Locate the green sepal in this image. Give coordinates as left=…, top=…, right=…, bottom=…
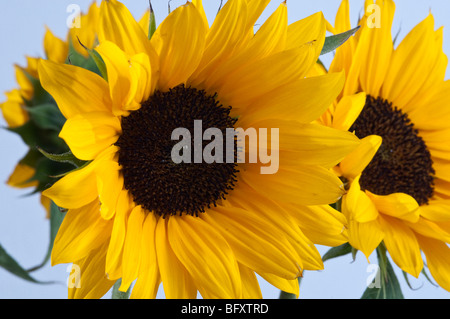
left=67, top=38, right=102, bottom=77
left=27, top=201, right=66, bottom=272
left=361, top=244, right=404, bottom=299
left=37, top=147, right=86, bottom=169
left=6, top=120, right=68, bottom=153
left=24, top=103, right=66, bottom=132
left=322, top=243, right=353, bottom=262
left=20, top=68, right=54, bottom=107
left=320, top=26, right=361, bottom=56
left=0, top=243, right=54, bottom=284
left=148, top=2, right=157, bottom=40
left=76, top=37, right=108, bottom=82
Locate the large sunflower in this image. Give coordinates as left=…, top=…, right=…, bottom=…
left=39, top=0, right=360, bottom=298
left=321, top=0, right=450, bottom=291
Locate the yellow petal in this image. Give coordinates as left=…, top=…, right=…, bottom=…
left=419, top=200, right=450, bottom=222
left=406, top=217, right=450, bottom=243
left=130, top=212, right=160, bottom=299
left=68, top=241, right=115, bottom=299
left=1, top=90, right=29, bottom=128
left=151, top=2, right=206, bottom=92
left=94, top=147, right=124, bottom=220
left=379, top=215, right=423, bottom=278
left=367, top=192, right=420, bottom=223
left=238, top=264, right=262, bottom=299
left=128, top=53, right=154, bottom=107
left=155, top=218, right=197, bottom=299
left=105, top=190, right=133, bottom=280
left=217, top=45, right=318, bottom=111
left=287, top=204, right=348, bottom=247
left=7, top=163, right=38, bottom=188
left=38, top=59, right=112, bottom=119
left=408, top=81, right=450, bottom=130
left=119, top=205, right=146, bottom=292
left=138, top=10, right=150, bottom=38
left=42, top=162, right=97, bottom=209
left=346, top=218, right=384, bottom=260
left=332, top=92, right=367, bottom=131
left=382, top=14, right=441, bottom=111
left=415, top=234, right=450, bottom=292
left=168, top=215, right=242, bottom=299
left=286, top=12, right=326, bottom=63
left=197, top=1, right=287, bottom=91
left=95, top=41, right=133, bottom=115
left=201, top=206, right=303, bottom=280
left=99, top=0, right=153, bottom=57
left=51, top=199, right=112, bottom=265
left=190, top=0, right=249, bottom=86
left=342, top=176, right=379, bottom=223
left=334, top=0, right=351, bottom=34
left=69, top=1, right=100, bottom=57
left=249, top=119, right=360, bottom=169
left=339, top=135, right=382, bottom=179
left=192, top=0, right=209, bottom=31
left=43, top=27, right=69, bottom=63
left=259, top=273, right=299, bottom=298
left=238, top=72, right=345, bottom=126
left=357, top=0, right=395, bottom=96
left=226, top=183, right=324, bottom=271
left=242, top=164, right=345, bottom=206
left=59, top=112, right=121, bottom=161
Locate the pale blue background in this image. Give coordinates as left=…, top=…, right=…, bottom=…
left=0, top=0, right=449, bottom=299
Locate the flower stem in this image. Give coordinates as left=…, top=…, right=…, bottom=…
left=111, top=279, right=131, bottom=299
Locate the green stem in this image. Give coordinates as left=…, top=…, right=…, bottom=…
left=111, top=279, right=131, bottom=299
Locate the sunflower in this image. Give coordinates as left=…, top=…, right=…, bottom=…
left=321, top=0, right=450, bottom=291
left=39, top=0, right=360, bottom=299
left=0, top=2, right=102, bottom=215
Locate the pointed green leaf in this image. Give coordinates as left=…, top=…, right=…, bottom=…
left=322, top=243, right=353, bottom=262
left=148, top=2, right=156, bottom=40
left=0, top=243, right=53, bottom=284
left=320, top=26, right=361, bottom=56
left=77, top=37, right=108, bottom=81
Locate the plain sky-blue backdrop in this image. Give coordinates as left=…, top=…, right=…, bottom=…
left=0, top=0, right=449, bottom=299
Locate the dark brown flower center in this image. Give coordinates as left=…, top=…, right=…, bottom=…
left=349, top=95, right=435, bottom=205
left=115, top=85, right=238, bottom=217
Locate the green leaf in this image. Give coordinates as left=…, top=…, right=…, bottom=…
left=0, top=243, right=53, bottom=284
left=25, top=103, right=66, bottom=131
left=361, top=245, right=404, bottom=299
left=322, top=243, right=353, bottom=262
left=28, top=202, right=66, bottom=272
left=320, top=26, right=361, bottom=56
